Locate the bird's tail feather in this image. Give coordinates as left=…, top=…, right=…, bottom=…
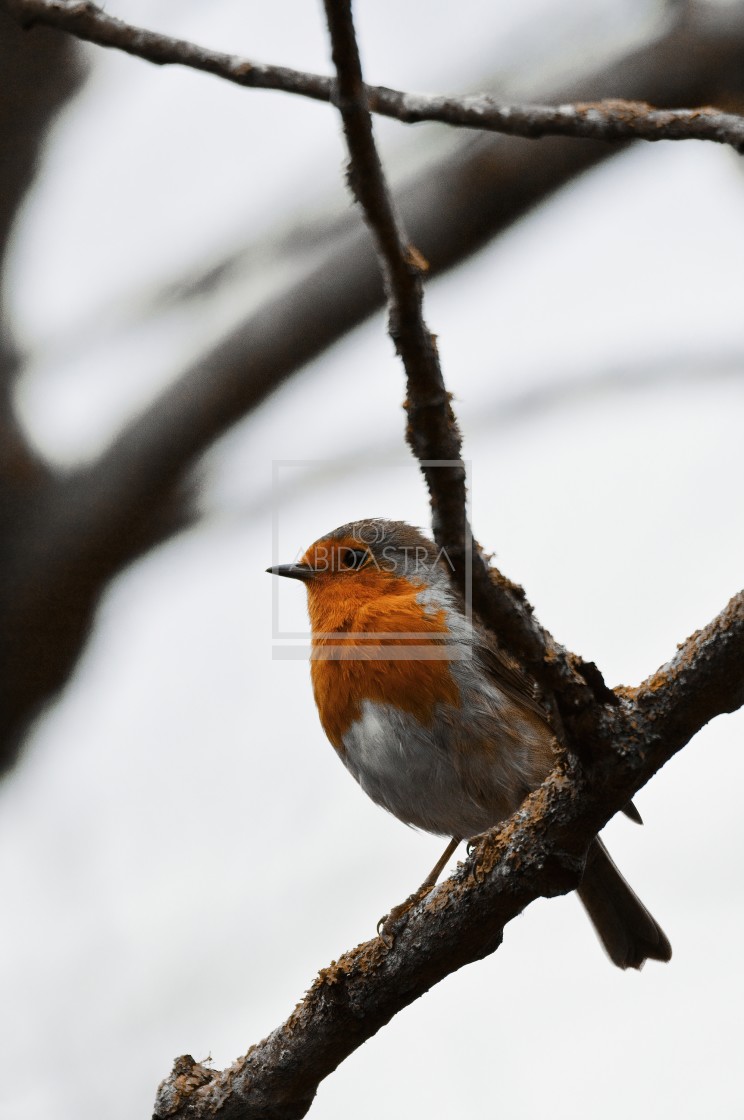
left=578, top=837, right=672, bottom=970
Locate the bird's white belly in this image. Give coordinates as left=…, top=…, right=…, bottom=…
left=340, top=698, right=511, bottom=839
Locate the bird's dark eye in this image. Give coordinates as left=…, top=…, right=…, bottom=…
left=339, top=548, right=368, bottom=571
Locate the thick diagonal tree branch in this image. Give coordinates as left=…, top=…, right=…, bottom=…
left=8, top=0, right=744, bottom=151
left=153, top=590, right=744, bottom=1120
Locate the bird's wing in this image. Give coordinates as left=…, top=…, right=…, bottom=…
left=474, top=628, right=552, bottom=726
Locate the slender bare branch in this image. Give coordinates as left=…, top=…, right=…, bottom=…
left=4, top=0, right=333, bottom=101
left=317, top=0, right=593, bottom=725
left=7, top=0, right=744, bottom=151
left=6, top=0, right=744, bottom=765
left=322, top=0, right=469, bottom=559
left=321, top=0, right=612, bottom=741
left=152, top=589, right=744, bottom=1120
left=377, top=95, right=744, bottom=152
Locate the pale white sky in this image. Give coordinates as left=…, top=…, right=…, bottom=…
left=1, top=2, right=743, bottom=1118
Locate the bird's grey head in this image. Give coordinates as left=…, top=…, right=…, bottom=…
left=312, top=518, right=455, bottom=587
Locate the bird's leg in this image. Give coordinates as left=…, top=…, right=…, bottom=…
left=421, top=836, right=461, bottom=888
left=378, top=837, right=460, bottom=947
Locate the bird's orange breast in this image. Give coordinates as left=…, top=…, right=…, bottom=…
left=306, top=569, right=461, bottom=752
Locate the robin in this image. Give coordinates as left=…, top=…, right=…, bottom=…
left=268, top=518, right=671, bottom=968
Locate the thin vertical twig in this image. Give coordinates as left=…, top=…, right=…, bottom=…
left=321, top=0, right=469, bottom=554
left=320, top=0, right=613, bottom=723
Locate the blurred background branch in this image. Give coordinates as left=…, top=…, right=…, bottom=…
left=0, top=7, right=82, bottom=492
left=1, top=0, right=744, bottom=772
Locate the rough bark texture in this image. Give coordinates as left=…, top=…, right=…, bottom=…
left=151, top=592, right=744, bottom=1120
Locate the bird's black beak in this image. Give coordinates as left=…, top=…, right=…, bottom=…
left=266, top=563, right=317, bottom=582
